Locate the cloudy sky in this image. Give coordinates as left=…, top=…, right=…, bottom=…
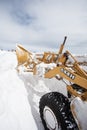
left=0, top=0, right=87, bottom=54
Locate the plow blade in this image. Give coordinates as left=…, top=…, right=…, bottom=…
left=16, top=44, right=32, bottom=67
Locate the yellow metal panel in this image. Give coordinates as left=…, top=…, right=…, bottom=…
left=44, top=66, right=87, bottom=89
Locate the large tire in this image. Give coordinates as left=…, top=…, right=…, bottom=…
left=39, top=92, right=78, bottom=130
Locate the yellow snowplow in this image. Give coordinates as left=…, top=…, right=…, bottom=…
left=16, top=44, right=38, bottom=72
left=16, top=37, right=87, bottom=130
left=16, top=44, right=58, bottom=73
left=16, top=45, right=32, bottom=68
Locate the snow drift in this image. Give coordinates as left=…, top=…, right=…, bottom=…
left=0, top=50, right=87, bottom=130
left=0, top=50, right=67, bottom=130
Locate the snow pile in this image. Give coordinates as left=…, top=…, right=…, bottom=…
left=0, top=50, right=87, bottom=130
left=0, top=50, right=67, bottom=130
left=0, top=51, right=37, bottom=130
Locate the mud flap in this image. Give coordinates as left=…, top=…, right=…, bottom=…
left=70, top=97, right=87, bottom=130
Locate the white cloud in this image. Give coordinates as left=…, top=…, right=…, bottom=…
left=0, top=0, right=87, bottom=54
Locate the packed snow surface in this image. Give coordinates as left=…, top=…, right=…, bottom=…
left=0, top=50, right=67, bottom=130
left=0, top=50, right=87, bottom=130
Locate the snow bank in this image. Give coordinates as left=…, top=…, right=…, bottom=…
left=0, top=51, right=37, bottom=130
left=0, top=50, right=87, bottom=130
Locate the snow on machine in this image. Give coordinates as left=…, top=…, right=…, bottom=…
left=16, top=37, right=87, bottom=130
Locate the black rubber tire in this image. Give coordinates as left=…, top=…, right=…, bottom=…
left=39, top=92, right=78, bottom=130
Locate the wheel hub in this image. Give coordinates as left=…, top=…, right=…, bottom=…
left=43, top=106, right=60, bottom=130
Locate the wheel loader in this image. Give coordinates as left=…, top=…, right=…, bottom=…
left=16, top=37, right=87, bottom=130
